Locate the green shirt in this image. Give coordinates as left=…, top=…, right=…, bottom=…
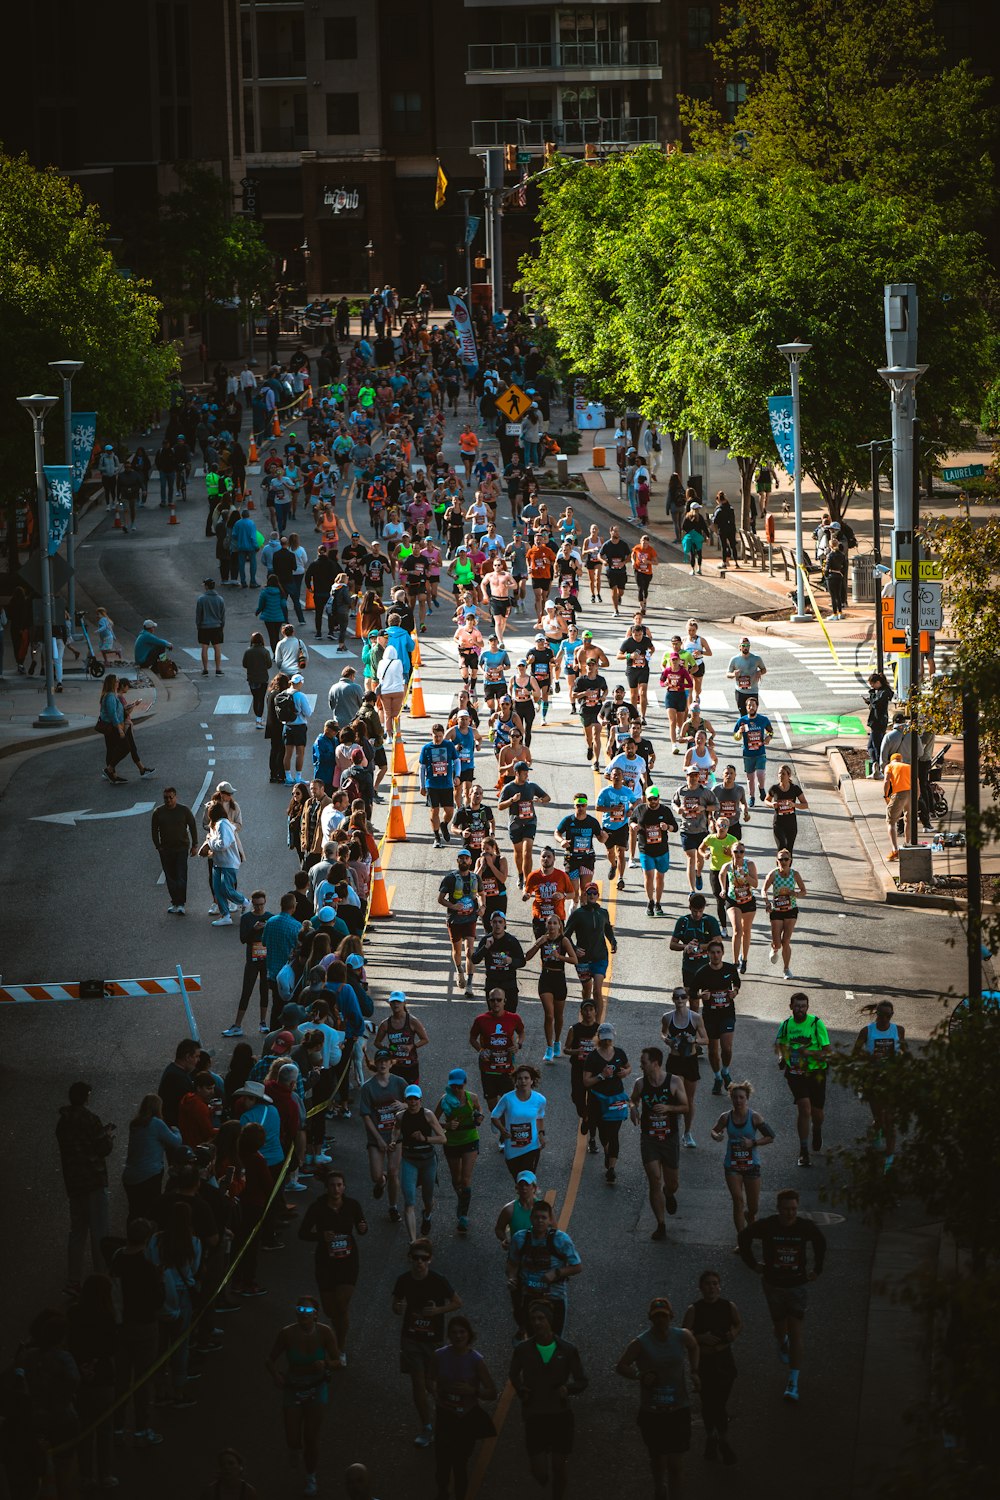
left=775, top=1014, right=829, bottom=1074
left=702, top=833, right=738, bottom=872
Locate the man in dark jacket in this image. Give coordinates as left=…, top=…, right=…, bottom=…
left=509, top=1300, right=588, bottom=1495
left=305, top=548, right=339, bottom=638
left=56, top=1081, right=115, bottom=1291
left=712, top=494, right=739, bottom=569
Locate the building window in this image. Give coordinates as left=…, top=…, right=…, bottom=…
left=326, top=92, right=360, bottom=134
left=389, top=91, right=423, bottom=132
left=325, top=16, right=357, bottom=60
left=724, top=82, right=747, bottom=122
left=688, top=5, right=712, bottom=50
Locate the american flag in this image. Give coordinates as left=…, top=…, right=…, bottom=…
left=515, top=169, right=528, bottom=208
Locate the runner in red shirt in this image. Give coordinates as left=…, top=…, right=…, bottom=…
left=522, top=846, right=575, bottom=938
left=469, top=990, right=525, bottom=1108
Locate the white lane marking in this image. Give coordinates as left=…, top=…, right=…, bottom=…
left=423, top=692, right=456, bottom=714
left=179, top=647, right=230, bottom=662
left=758, top=690, right=801, bottom=708
left=215, top=695, right=253, bottom=715
left=770, top=711, right=793, bottom=750
left=309, top=644, right=357, bottom=659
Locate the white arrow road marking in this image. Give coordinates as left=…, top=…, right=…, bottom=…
left=33, top=802, right=156, bottom=827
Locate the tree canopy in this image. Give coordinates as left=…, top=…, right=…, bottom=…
left=520, top=152, right=993, bottom=520
left=0, top=152, right=175, bottom=525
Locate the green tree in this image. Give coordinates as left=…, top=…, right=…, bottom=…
left=687, top=0, right=996, bottom=232
left=828, top=1001, right=1000, bottom=1492
left=0, top=152, right=175, bottom=559
left=157, top=164, right=272, bottom=336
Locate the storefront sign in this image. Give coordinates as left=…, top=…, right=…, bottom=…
left=321, top=185, right=363, bottom=217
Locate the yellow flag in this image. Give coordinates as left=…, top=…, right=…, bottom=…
left=435, top=162, right=448, bottom=210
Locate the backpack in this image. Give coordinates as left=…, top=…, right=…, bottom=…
left=275, top=689, right=298, bottom=724
left=839, top=520, right=858, bottom=549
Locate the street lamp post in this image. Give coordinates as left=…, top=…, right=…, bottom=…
left=17, top=394, right=65, bottom=727
left=49, top=360, right=84, bottom=623
left=364, top=240, right=375, bottom=293
left=878, top=364, right=927, bottom=700
left=458, top=189, right=475, bottom=303
left=776, top=341, right=812, bottom=622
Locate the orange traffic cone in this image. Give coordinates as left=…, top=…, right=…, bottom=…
left=112, top=508, right=122, bottom=530
left=409, top=668, right=426, bottom=719
left=246, top=492, right=255, bottom=510
left=305, top=584, right=314, bottom=610
left=393, top=727, right=409, bottom=775
left=412, top=637, right=422, bottom=667
left=386, top=780, right=407, bottom=842
left=355, top=608, right=363, bottom=639
left=168, top=496, right=179, bottom=526
left=272, top=412, right=281, bottom=438
left=249, top=436, right=258, bottom=464
left=368, top=851, right=394, bottom=918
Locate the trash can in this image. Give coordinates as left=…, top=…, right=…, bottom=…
left=851, top=551, right=879, bottom=605
left=592, top=446, right=606, bottom=469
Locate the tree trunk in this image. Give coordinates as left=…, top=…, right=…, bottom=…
left=669, top=431, right=685, bottom=480
left=736, top=456, right=757, bottom=529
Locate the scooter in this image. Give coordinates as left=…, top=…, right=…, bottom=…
left=74, top=612, right=107, bottom=678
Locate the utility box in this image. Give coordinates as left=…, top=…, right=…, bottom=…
left=898, top=844, right=933, bottom=885
left=556, top=453, right=569, bottom=484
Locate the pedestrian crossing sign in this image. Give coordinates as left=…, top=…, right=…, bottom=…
left=495, top=384, right=530, bottom=422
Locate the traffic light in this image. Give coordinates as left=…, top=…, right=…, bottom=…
left=583, top=143, right=597, bottom=161
left=504, top=144, right=517, bottom=173
left=543, top=141, right=557, bottom=166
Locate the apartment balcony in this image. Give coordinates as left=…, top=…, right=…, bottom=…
left=467, top=39, right=660, bottom=85
left=471, top=116, right=658, bottom=149
left=256, top=125, right=310, bottom=152
left=251, top=53, right=307, bottom=80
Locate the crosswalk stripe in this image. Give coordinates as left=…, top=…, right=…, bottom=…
left=214, top=695, right=252, bottom=715
left=309, top=644, right=357, bottom=660
left=179, top=647, right=230, bottom=662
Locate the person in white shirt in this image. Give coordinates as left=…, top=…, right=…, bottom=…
left=319, top=791, right=350, bottom=841
left=283, top=673, right=312, bottom=783
left=239, top=363, right=258, bottom=409
left=198, top=806, right=249, bottom=925
left=274, top=623, right=308, bottom=676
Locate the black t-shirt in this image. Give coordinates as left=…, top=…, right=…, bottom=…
left=583, top=1045, right=629, bottom=1096
left=600, top=539, right=629, bottom=570
left=575, top=674, right=608, bottom=712
left=526, top=646, right=554, bottom=680
left=715, top=788, right=745, bottom=825
left=453, top=805, right=494, bottom=851
left=393, top=1269, right=455, bottom=1344
left=632, top=806, right=678, bottom=851
left=299, top=1195, right=367, bottom=1267
left=566, top=1020, right=599, bottom=1075
left=499, top=780, right=546, bottom=824
left=768, top=782, right=803, bottom=818
left=693, top=961, right=742, bottom=1013
left=619, top=635, right=652, bottom=670
left=111, top=1247, right=163, bottom=1323
left=157, top=1062, right=194, bottom=1127
left=471, top=933, right=525, bottom=985
left=365, top=556, right=390, bottom=588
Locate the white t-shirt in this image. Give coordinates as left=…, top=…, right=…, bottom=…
left=607, top=752, right=647, bottom=794
left=491, top=1089, right=546, bottom=1160
left=296, top=1020, right=344, bottom=1069
left=319, top=804, right=347, bottom=841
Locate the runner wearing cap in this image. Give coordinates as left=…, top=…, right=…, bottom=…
left=498, top=762, right=551, bottom=891
left=629, top=787, right=677, bottom=917
left=555, top=796, right=606, bottom=908
left=495, top=1170, right=540, bottom=1253
left=435, top=1068, right=483, bottom=1235
left=358, top=1047, right=406, bottom=1224
left=470, top=911, right=526, bottom=1008
left=564, top=884, right=617, bottom=1021
left=374, top=992, right=429, bottom=1089
left=265, top=1298, right=339, bottom=1496
left=615, top=1297, right=699, bottom=1495
left=583, top=1022, right=631, bottom=1184
left=506, top=1199, right=582, bottom=1339
left=391, top=1086, right=448, bottom=1242
left=438, top=851, right=481, bottom=995
left=420, top=723, right=461, bottom=849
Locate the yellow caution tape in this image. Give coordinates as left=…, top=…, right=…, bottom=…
left=797, top=564, right=844, bottom=669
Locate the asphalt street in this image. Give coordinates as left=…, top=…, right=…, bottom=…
left=0, top=445, right=962, bottom=1500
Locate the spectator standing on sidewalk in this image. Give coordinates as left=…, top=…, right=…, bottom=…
left=329, top=665, right=365, bottom=728
left=196, top=578, right=226, bottom=676
left=56, top=1082, right=114, bottom=1294
left=98, top=444, right=122, bottom=509
left=823, top=538, right=849, bottom=620
left=883, top=753, right=912, bottom=861
left=150, top=787, right=198, bottom=914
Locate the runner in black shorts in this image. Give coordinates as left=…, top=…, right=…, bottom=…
left=570, top=659, right=608, bottom=763
left=600, top=524, right=630, bottom=617
left=526, top=636, right=555, bottom=724
left=524, top=914, right=579, bottom=1066
left=630, top=1047, right=687, bottom=1239
left=694, top=939, right=742, bottom=1096
left=555, top=794, right=605, bottom=906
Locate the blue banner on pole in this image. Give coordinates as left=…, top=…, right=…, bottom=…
left=465, top=215, right=481, bottom=248
left=767, top=395, right=795, bottom=471
left=71, top=411, right=97, bottom=494
left=44, top=466, right=74, bottom=557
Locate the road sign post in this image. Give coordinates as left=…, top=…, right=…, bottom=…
left=495, top=383, right=529, bottom=422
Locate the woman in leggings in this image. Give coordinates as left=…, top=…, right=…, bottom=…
left=683, top=1271, right=742, bottom=1464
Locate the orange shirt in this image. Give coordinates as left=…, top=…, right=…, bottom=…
left=527, top=545, right=556, bottom=580
left=458, top=431, right=479, bottom=455
left=631, top=544, right=658, bottom=574
left=886, top=760, right=912, bottom=795
left=524, top=867, right=574, bottom=923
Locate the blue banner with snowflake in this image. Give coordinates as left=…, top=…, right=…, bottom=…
left=767, top=395, right=795, bottom=472
left=44, top=466, right=74, bottom=556
left=71, top=411, right=97, bottom=493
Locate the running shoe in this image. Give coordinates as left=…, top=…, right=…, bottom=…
left=628, top=856, right=639, bottom=869
left=587, top=1138, right=598, bottom=1154
left=605, top=1166, right=616, bottom=1184
left=457, top=1216, right=470, bottom=1235
left=798, top=1150, right=811, bottom=1168
left=211, top=916, right=233, bottom=927
left=414, top=1427, right=434, bottom=1449
left=664, top=1192, right=678, bottom=1215
left=303, top=1477, right=318, bottom=1496
left=389, top=1206, right=402, bottom=1223
left=749, top=796, right=755, bottom=807
left=617, top=878, right=625, bottom=891
left=695, top=873, right=703, bottom=890
left=784, top=968, right=793, bottom=980
left=646, top=901, right=655, bottom=917
left=654, top=904, right=665, bottom=916
left=441, top=824, right=451, bottom=843
left=420, top=1215, right=433, bottom=1235
left=783, top=1379, right=799, bottom=1403
left=769, top=948, right=780, bottom=965
left=544, top=1046, right=554, bottom=1064
left=683, top=1131, right=697, bottom=1149
left=221, top=1026, right=244, bottom=1038
left=712, top=1077, right=724, bottom=1096
left=738, top=957, right=747, bottom=974
left=651, top=1223, right=667, bottom=1242
left=552, top=1041, right=561, bottom=1059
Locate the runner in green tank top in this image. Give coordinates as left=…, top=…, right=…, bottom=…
left=435, top=1068, right=483, bottom=1235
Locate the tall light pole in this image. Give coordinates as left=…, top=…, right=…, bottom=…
left=17, top=394, right=65, bottom=727
left=458, top=189, right=475, bottom=301
left=878, top=364, right=927, bottom=700
left=49, top=359, right=84, bottom=623
left=776, top=341, right=812, bottom=621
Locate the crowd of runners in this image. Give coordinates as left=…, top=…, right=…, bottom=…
left=20, top=296, right=909, bottom=1500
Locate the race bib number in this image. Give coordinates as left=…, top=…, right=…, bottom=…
left=376, top=1103, right=397, bottom=1136
left=745, top=727, right=764, bottom=751
left=572, top=833, right=592, bottom=853
left=517, top=800, right=534, bottom=821
left=645, top=827, right=661, bottom=845
left=431, top=758, right=448, bottom=778
left=651, top=1384, right=677, bottom=1408
left=737, top=673, right=751, bottom=691
left=729, top=1139, right=752, bottom=1170
left=509, top=1121, right=533, bottom=1147
left=251, top=941, right=266, bottom=961
left=773, top=891, right=791, bottom=911
left=326, top=1233, right=351, bottom=1259
left=775, top=1245, right=800, bottom=1270
left=683, top=797, right=701, bottom=819
left=776, top=798, right=794, bottom=815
